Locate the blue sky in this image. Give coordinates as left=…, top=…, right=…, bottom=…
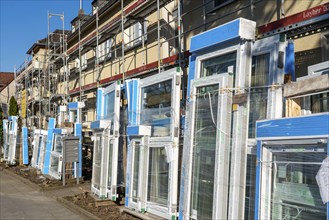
left=0, top=0, right=92, bottom=72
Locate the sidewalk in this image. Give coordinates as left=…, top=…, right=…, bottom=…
left=0, top=167, right=89, bottom=219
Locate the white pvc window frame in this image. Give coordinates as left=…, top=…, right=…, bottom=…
left=183, top=43, right=250, bottom=220
left=251, top=35, right=286, bottom=122
left=185, top=72, right=233, bottom=220
left=259, top=138, right=328, bottom=220
left=49, top=133, right=64, bottom=180
left=31, top=130, right=41, bottom=168
left=101, top=82, right=121, bottom=122
left=37, top=130, right=48, bottom=171
left=127, top=68, right=181, bottom=219
left=128, top=138, right=148, bottom=211
left=142, top=69, right=180, bottom=218
left=145, top=141, right=173, bottom=217
left=91, top=132, right=105, bottom=196
left=138, top=68, right=181, bottom=142
left=104, top=82, right=121, bottom=200
left=92, top=82, right=121, bottom=200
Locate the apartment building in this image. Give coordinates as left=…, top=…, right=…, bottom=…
left=62, top=0, right=184, bottom=132
left=0, top=72, right=15, bottom=116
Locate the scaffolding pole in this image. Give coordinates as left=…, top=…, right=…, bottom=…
left=121, top=0, right=125, bottom=83
left=47, top=12, right=67, bottom=119
left=157, top=0, right=161, bottom=74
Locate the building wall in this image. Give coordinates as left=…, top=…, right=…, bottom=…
left=182, top=0, right=328, bottom=78
left=65, top=0, right=178, bottom=124
left=0, top=80, right=15, bottom=116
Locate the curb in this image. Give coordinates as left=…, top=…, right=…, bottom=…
left=57, top=197, right=102, bottom=220
left=120, top=207, right=164, bottom=220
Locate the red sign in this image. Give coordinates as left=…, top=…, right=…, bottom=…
left=258, top=3, right=329, bottom=35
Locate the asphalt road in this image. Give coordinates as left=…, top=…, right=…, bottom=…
left=0, top=169, right=82, bottom=219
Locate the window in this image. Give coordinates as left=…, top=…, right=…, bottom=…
left=140, top=80, right=172, bottom=137
left=147, top=147, right=169, bottom=205
left=124, top=21, right=147, bottom=48
left=132, top=141, right=141, bottom=203
left=75, top=53, right=87, bottom=70
left=261, top=143, right=327, bottom=219
left=190, top=84, right=219, bottom=219
left=92, top=134, right=103, bottom=189
left=200, top=52, right=236, bottom=77
left=81, top=53, right=87, bottom=69
left=214, top=0, right=235, bottom=7
left=103, top=90, right=115, bottom=121
left=248, top=53, right=270, bottom=138
left=311, top=92, right=329, bottom=113
left=205, top=0, right=236, bottom=13
left=98, top=39, right=112, bottom=61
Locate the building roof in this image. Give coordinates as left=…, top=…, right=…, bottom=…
left=0, top=72, right=14, bottom=92
left=27, top=29, right=71, bottom=54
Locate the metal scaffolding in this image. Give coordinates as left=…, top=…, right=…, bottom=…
left=46, top=12, right=69, bottom=118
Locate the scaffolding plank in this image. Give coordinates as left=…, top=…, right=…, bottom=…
left=283, top=74, right=329, bottom=97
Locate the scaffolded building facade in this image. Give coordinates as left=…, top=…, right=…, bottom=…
left=10, top=0, right=328, bottom=219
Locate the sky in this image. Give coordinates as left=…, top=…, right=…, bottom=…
left=0, top=0, right=92, bottom=72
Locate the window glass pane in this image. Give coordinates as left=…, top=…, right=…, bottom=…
left=104, top=91, right=115, bottom=121
left=107, top=140, right=113, bottom=188
left=201, top=52, right=236, bottom=77
left=190, top=84, right=219, bottom=219
left=245, top=154, right=257, bottom=219
left=140, top=79, right=172, bottom=137
left=132, top=141, right=140, bottom=203
left=93, top=135, right=102, bottom=189
left=36, top=136, right=42, bottom=164
left=50, top=156, right=59, bottom=173
left=311, top=92, right=329, bottom=113
left=263, top=145, right=327, bottom=220
left=54, top=135, right=62, bottom=153
left=39, top=135, right=47, bottom=167
left=248, top=53, right=270, bottom=138
left=147, top=147, right=169, bottom=205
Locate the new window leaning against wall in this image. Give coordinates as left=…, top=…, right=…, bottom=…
left=245, top=35, right=286, bottom=219
left=182, top=45, right=238, bottom=220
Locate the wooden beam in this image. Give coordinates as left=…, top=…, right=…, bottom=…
left=285, top=98, right=301, bottom=117
left=283, top=74, right=329, bottom=98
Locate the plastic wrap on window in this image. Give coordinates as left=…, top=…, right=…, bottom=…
left=92, top=135, right=102, bottom=191
left=259, top=143, right=327, bottom=220
left=180, top=88, right=232, bottom=219
left=49, top=134, right=63, bottom=179
left=147, top=146, right=169, bottom=205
